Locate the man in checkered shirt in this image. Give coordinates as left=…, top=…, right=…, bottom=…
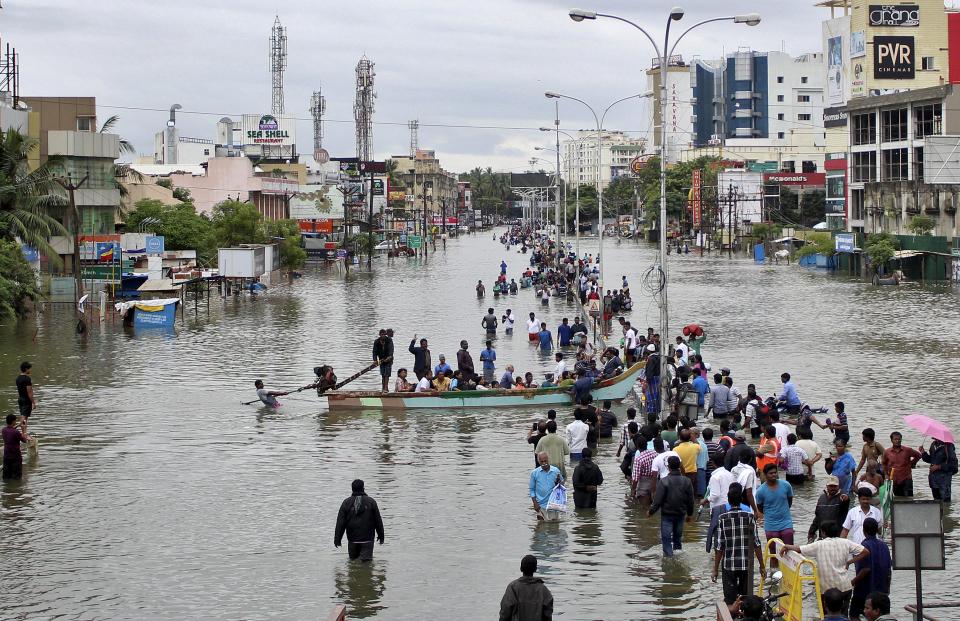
left=712, top=484, right=765, bottom=605
left=631, top=438, right=657, bottom=502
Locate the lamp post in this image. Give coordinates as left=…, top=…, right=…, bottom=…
left=569, top=6, right=760, bottom=416
left=544, top=91, right=652, bottom=295
left=541, top=127, right=581, bottom=257
left=535, top=146, right=566, bottom=250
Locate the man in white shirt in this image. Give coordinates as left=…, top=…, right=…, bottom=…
left=554, top=352, right=567, bottom=379
left=624, top=323, right=638, bottom=364
left=651, top=447, right=681, bottom=479
left=415, top=371, right=433, bottom=392
left=527, top=312, right=540, bottom=343
left=771, top=412, right=791, bottom=450
left=675, top=337, right=689, bottom=366
left=566, top=415, right=590, bottom=461
left=841, top=488, right=883, bottom=544
left=795, top=428, right=823, bottom=478
left=730, top=451, right=759, bottom=513
left=503, top=310, right=516, bottom=334
left=703, top=456, right=735, bottom=509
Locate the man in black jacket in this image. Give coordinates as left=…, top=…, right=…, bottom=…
left=335, top=480, right=385, bottom=562
left=572, top=447, right=603, bottom=509
left=499, top=554, right=553, bottom=621
left=648, top=455, right=695, bottom=556
left=372, top=330, right=394, bottom=392
left=806, top=475, right=850, bottom=542
left=408, top=335, right=431, bottom=380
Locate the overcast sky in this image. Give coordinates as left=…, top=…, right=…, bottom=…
left=5, top=0, right=827, bottom=173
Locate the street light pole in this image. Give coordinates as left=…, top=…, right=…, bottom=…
left=569, top=6, right=760, bottom=416
left=545, top=91, right=652, bottom=296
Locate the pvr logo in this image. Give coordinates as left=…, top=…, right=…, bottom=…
left=878, top=42, right=911, bottom=66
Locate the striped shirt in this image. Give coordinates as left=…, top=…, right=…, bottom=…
left=632, top=449, right=657, bottom=482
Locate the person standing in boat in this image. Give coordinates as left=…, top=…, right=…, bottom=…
left=408, top=336, right=432, bottom=381
left=456, top=341, right=476, bottom=382
left=254, top=379, right=288, bottom=407
left=479, top=340, right=497, bottom=382
left=372, top=329, right=394, bottom=393
left=334, top=479, right=384, bottom=562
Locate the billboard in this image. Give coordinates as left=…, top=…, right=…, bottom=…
left=827, top=36, right=844, bottom=105
left=763, top=172, right=827, bottom=186
left=691, top=169, right=702, bottom=228
left=874, top=36, right=915, bottom=79
left=241, top=114, right=296, bottom=146
left=851, top=31, right=866, bottom=58
left=823, top=16, right=851, bottom=106
left=852, top=60, right=866, bottom=97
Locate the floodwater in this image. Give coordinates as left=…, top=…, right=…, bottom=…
left=1, top=231, right=959, bottom=620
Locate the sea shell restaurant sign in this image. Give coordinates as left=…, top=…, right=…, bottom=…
left=243, top=114, right=294, bottom=145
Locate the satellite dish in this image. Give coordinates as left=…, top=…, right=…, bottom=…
left=315, top=149, right=330, bottom=164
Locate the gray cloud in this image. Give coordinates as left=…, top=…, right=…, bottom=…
left=5, top=0, right=823, bottom=173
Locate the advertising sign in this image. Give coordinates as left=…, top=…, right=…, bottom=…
left=874, top=36, right=915, bottom=79
left=372, top=179, right=385, bottom=196
left=388, top=190, right=406, bottom=202
left=852, top=61, right=866, bottom=97
left=241, top=114, right=296, bottom=146
left=869, top=4, right=920, bottom=27
left=763, top=172, right=827, bottom=186
left=430, top=216, right=459, bottom=225
left=96, top=242, right=120, bottom=263
left=691, top=169, right=702, bottom=228
left=21, top=245, right=39, bottom=263
left=835, top=233, right=855, bottom=253
left=851, top=31, right=866, bottom=58
left=827, top=36, right=844, bottom=105
left=145, top=235, right=165, bottom=255
left=823, top=107, right=848, bottom=128
left=261, top=178, right=299, bottom=195
left=408, top=235, right=423, bottom=249
left=630, top=155, right=653, bottom=175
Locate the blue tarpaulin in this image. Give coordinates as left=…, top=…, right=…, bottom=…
left=753, top=243, right=765, bottom=263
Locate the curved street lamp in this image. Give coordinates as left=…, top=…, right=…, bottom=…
left=569, top=5, right=760, bottom=415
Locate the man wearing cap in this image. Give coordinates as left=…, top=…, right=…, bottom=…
left=842, top=487, right=883, bottom=545
left=648, top=455, right=695, bottom=556
left=807, top=475, right=850, bottom=542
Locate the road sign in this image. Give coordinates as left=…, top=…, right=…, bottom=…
left=145, top=235, right=165, bottom=255
left=336, top=249, right=347, bottom=259
left=835, top=233, right=855, bottom=253
left=408, top=235, right=422, bottom=249
left=587, top=298, right=601, bottom=318
left=630, top=155, right=653, bottom=175
left=314, top=148, right=330, bottom=164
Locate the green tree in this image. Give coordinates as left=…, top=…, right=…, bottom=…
left=125, top=198, right=217, bottom=265
left=0, top=239, right=42, bottom=318
left=863, top=232, right=900, bottom=274
left=775, top=188, right=826, bottom=228
left=0, top=129, right=69, bottom=265
left=751, top=222, right=782, bottom=242
left=796, top=231, right=835, bottom=258
left=211, top=200, right=265, bottom=248
left=263, top=219, right=307, bottom=269
left=907, top=214, right=935, bottom=235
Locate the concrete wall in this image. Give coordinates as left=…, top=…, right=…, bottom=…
left=20, top=96, right=96, bottom=163
left=168, top=156, right=261, bottom=215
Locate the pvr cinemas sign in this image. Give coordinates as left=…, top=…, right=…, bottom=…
left=874, top=36, right=915, bottom=79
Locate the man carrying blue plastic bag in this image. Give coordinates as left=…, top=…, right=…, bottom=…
left=530, top=451, right=566, bottom=521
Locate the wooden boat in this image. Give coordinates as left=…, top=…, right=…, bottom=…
left=323, top=362, right=644, bottom=410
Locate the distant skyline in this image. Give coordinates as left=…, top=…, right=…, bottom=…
left=5, top=0, right=826, bottom=173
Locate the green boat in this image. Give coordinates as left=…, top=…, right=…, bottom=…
left=323, top=362, right=644, bottom=411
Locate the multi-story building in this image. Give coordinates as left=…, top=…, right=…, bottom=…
left=390, top=150, right=458, bottom=222
left=562, top=131, right=648, bottom=188
left=647, top=57, right=694, bottom=164
left=20, top=96, right=97, bottom=170
left=688, top=51, right=826, bottom=172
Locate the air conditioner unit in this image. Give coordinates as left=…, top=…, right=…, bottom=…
left=710, top=134, right=722, bottom=141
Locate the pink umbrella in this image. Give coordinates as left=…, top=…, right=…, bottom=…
left=904, top=413, right=955, bottom=444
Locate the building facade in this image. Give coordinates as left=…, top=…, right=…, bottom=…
left=562, top=131, right=648, bottom=188
left=20, top=96, right=97, bottom=170
left=391, top=150, right=458, bottom=221
left=648, top=60, right=694, bottom=164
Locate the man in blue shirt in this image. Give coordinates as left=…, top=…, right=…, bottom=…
left=692, top=373, right=710, bottom=412
left=831, top=438, right=857, bottom=495
left=479, top=341, right=497, bottom=381
left=571, top=370, right=593, bottom=403
left=434, top=354, right=452, bottom=377
left=778, top=372, right=801, bottom=415
left=755, top=463, right=795, bottom=546
left=530, top=451, right=564, bottom=520
left=500, top=365, right=515, bottom=389
left=538, top=322, right=553, bottom=350
left=557, top=318, right=573, bottom=346
left=500, top=260, right=508, bottom=275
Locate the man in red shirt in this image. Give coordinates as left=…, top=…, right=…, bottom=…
left=2, top=413, right=31, bottom=480
left=882, top=431, right=921, bottom=497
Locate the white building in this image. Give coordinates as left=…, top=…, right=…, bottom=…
left=648, top=60, right=696, bottom=164
left=562, top=131, right=648, bottom=188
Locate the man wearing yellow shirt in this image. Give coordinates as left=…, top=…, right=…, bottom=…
left=432, top=371, right=452, bottom=392
left=673, top=428, right=702, bottom=489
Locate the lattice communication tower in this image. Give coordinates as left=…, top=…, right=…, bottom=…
left=310, top=89, right=327, bottom=162
left=408, top=120, right=419, bottom=157
left=354, top=55, right=376, bottom=161
left=269, top=16, right=287, bottom=115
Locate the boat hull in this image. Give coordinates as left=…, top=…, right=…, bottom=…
left=324, top=362, right=644, bottom=410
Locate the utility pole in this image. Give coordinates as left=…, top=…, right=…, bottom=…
left=728, top=182, right=734, bottom=259
left=368, top=169, right=374, bottom=270
left=57, top=174, right=88, bottom=332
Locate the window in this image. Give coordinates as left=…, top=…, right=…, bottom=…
left=777, top=132, right=785, bottom=139
left=76, top=116, right=95, bottom=132
left=914, top=103, right=942, bottom=138
left=802, top=161, right=817, bottom=173
left=922, top=56, right=936, bottom=71
left=782, top=161, right=796, bottom=173
left=203, top=148, right=210, bottom=156
left=801, top=76, right=808, bottom=84
left=777, top=95, right=784, bottom=102
left=777, top=76, right=784, bottom=84
left=881, top=108, right=908, bottom=142
left=914, top=147, right=924, bottom=182
left=798, top=114, right=811, bottom=121
left=882, top=148, right=908, bottom=181
left=852, top=188, right=865, bottom=220
left=852, top=112, right=876, bottom=146
left=798, top=94, right=811, bottom=103
left=777, top=113, right=784, bottom=120
left=852, top=151, right=877, bottom=182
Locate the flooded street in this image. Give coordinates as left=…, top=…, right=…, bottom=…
left=2, top=231, right=959, bottom=620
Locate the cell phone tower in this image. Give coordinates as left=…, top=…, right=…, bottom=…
left=408, top=120, right=419, bottom=157
left=310, top=89, right=327, bottom=163
left=269, top=16, right=287, bottom=115
left=354, top=55, right=376, bottom=161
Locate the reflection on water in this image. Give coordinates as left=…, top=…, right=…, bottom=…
left=333, top=560, right=387, bottom=619
left=0, top=233, right=959, bottom=619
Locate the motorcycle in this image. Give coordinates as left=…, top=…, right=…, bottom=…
left=759, top=571, right=787, bottom=621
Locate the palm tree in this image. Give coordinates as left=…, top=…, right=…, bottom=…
left=99, top=115, right=142, bottom=214
left=99, top=115, right=136, bottom=156
left=0, top=129, right=68, bottom=265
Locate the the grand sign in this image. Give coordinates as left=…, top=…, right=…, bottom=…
left=869, top=5, right=920, bottom=27
left=874, top=36, right=915, bottom=79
